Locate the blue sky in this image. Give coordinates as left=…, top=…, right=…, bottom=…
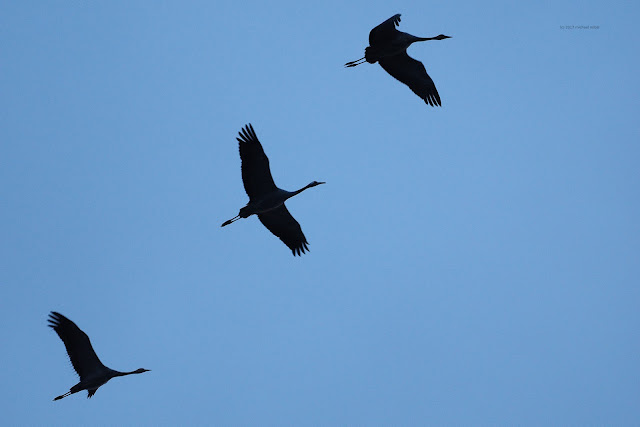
left=1, top=1, right=639, bottom=424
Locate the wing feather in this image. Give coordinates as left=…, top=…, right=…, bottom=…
left=369, top=14, right=402, bottom=46
left=379, top=52, right=442, bottom=106
left=237, top=124, right=278, bottom=200
left=258, top=205, right=309, bottom=256
left=48, top=312, right=106, bottom=380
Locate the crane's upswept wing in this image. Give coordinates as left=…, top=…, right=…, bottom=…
left=378, top=52, right=442, bottom=106
left=258, top=205, right=309, bottom=256
left=48, top=312, right=107, bottom=380
left=369, top=14, right=402, bottom=46
left=237, top=124, right=278, bottom=201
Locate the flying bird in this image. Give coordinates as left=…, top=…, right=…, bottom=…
left=48, top=311, right=150, bottom=401
left=345, top=14, right=450, bottom=106
left=221, top=124, right=324, bottom=256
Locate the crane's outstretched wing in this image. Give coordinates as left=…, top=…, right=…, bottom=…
left=369, top=14, right=401, bottom=46
left=378, top=52, right=442, bottom=106
left=237, top=124, right=278, bottom=201
left=258, top=205, right=309, bottom=256
left=48, top=312, right=106, bottom=380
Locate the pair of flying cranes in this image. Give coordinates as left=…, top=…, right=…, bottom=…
left=49, top=14, right=450, bottom=401
left=221, top=14, right=451, bottom=256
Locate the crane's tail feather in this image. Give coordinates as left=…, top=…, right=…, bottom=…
left=221, top=216, right=240, bottom=227
left=344, top=57, right=366, bottom=67
left=54, top=391, right=71, bottom=401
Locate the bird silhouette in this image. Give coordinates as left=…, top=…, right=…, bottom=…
left=48, top=311, right=150, bottom=400
left=221, top=124, right=324, bottom=256
left=345, top=13, right=450, bottom=106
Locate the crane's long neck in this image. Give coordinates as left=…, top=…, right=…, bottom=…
left=112, top=369, right=144, bottom=378
left=290, top=183, right=315, bottom=197
left=412, top=34, right=451, bottom=43
left=397, top=33, right=435, bottom=50
left=412, top=36, right=440, bottom=43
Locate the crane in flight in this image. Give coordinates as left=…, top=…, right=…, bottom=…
left=221, top=124, right=324, bottom=256
left=345, top=14, right=450, bottom=106
left=48, top=311, right=150, bottom=400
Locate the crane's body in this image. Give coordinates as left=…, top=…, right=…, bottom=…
left=60, top=367, right=114, bottom=400
left=345, top=14, right=450, bottom=106
left=364, top=31, right=428, bottom=62
left=48, top=312, right=150, bottom=400
left=221, top=124, right=324, bottom=256
left=233, top=188, right=308, bottom=221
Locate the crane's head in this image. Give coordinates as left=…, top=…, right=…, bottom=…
left=134, top=368, right=151, bottom=374
left=433, top=34, right=451, bottom=40
left=308, top=181, right=325, bottom=188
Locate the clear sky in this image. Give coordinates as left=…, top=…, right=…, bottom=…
left=1, top=0, right=639, bottom=425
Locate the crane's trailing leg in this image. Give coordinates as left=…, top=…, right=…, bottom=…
left=54, top=391, right=72, bottom=401
left=344, top=57, right=366, bottom=67
left=221, top=215, right=241, bottom=227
